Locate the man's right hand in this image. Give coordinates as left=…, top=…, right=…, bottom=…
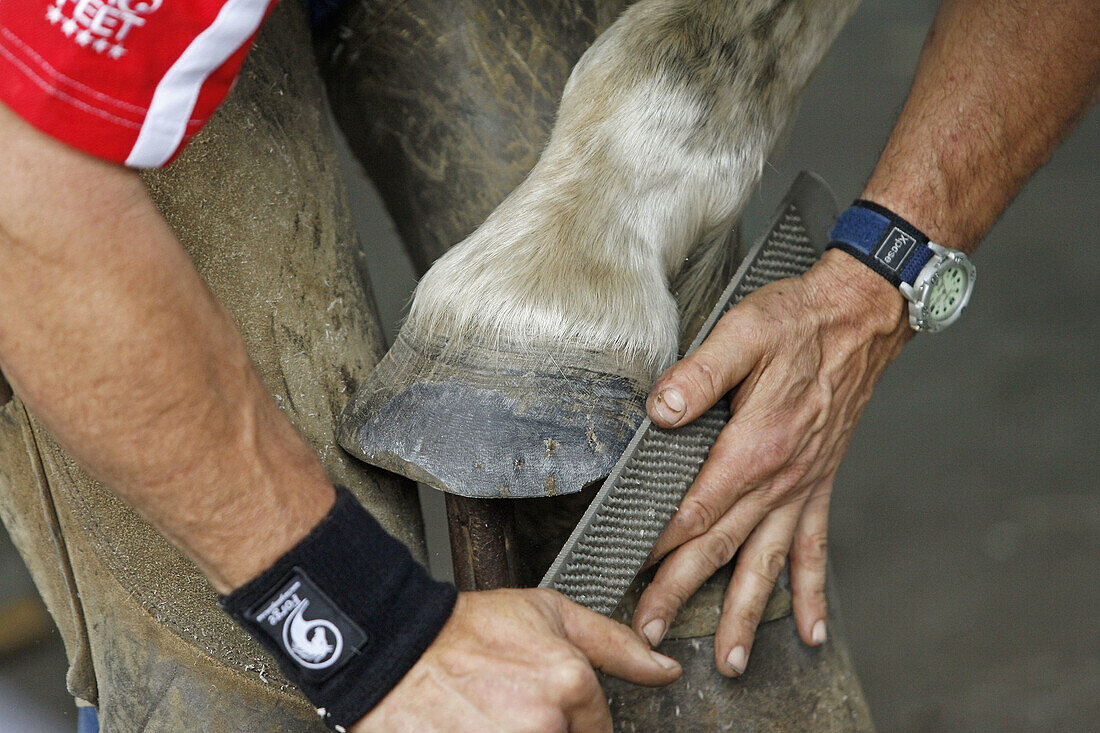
left=355, top=588, right=681, bottom=732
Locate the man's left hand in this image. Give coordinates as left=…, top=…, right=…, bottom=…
left=630, top=248, right=911, bottom=676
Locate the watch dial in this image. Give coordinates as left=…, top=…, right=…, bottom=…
left=927, top=264, right=968, bottom=321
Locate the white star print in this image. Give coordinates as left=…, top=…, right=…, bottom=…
left=93, top=38, right=110, bottom=53
left=61, top=18, right=77, bottom=36
left=75, top=29, right=93, bottom=47
left=108, top=44, right=126, bottom=59
left=45, top=6, right=63, bottom=24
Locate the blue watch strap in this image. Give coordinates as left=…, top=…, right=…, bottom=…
left=827, top=199, right=934, bottom=287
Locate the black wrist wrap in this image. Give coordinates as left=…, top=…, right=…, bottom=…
left=220, top=486, right=457, bottom=731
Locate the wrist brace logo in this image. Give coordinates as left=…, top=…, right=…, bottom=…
left=873, top=227, right=918, bottom=273
left=249, top=569, right=367, bottom=678
left=284, top=597, right=343, bottom=669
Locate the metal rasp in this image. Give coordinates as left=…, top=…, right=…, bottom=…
left=540, top=171, right=838, bottom=614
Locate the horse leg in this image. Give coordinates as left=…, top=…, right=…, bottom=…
left=331, top=0, right=863, bottom=501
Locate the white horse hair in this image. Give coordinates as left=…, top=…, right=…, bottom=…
left=405, top=0, right=860, bottom=376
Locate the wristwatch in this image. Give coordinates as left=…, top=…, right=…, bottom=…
left=827, top=199, right=976, bottom=333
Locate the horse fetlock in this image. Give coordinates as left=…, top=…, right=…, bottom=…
left=407, top=176, right=681, bottom=377
left=341, top=112, right=685, bottom=499
left=408, top=0, right=867, bottom=373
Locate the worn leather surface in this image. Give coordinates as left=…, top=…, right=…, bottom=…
left=0, top=401, right=97, bottom=704
left=0, top=2, right=421, bottom=729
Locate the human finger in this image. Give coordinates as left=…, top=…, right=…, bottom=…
left=789, top=485, right=832, bottom=647
left=563, top=679, right=612, bottom=733
left=646, top=303, right=771, bottom=428
left=713, top=500, right=802, bottom=676
left=553, top=591, right=682, bottom=686
left=632, top=495, right=770, bottom=647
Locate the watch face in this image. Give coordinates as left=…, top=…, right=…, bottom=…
left=926, top=264, right=969, bottom=322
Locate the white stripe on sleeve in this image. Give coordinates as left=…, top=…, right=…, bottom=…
left=125, top=0, right=269, bottom=168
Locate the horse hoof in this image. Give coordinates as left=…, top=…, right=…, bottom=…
left=337, top=330, right=653, bottom=498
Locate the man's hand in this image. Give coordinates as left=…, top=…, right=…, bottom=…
left=356, top=589, right=681, bottom=732
left=631, top=0, right=1098, bottom=677
left=631, top=250, right=909, bottom=675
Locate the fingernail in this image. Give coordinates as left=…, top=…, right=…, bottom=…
left=812, top=620, right=827, bottom=645
left=661, top=388, right=685, bottom=412
left=726, top=646, right=748, bottom=675
left=653, top=388, right=685, bottom=423
left=642, top=618, right=667, bottom=647
left=650, top=650, right=680, bottom=671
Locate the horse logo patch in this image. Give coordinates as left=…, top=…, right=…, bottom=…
left=249, top=569, right=367, bottom=679
left=283, top=597, right=343, bottom=669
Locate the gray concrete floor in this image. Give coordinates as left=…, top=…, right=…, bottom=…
left=1, top=1, right=1095, bottom=731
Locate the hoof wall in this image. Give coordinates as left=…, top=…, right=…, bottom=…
left=338, top=332, right=651, bottom=498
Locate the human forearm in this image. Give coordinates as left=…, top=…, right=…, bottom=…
left=862, top=0, right=1099, bottom=253
left=0, top=104, right=334, bottom=593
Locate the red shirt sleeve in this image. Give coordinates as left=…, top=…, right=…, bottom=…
left=0, top=0, right=277, bottom=168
